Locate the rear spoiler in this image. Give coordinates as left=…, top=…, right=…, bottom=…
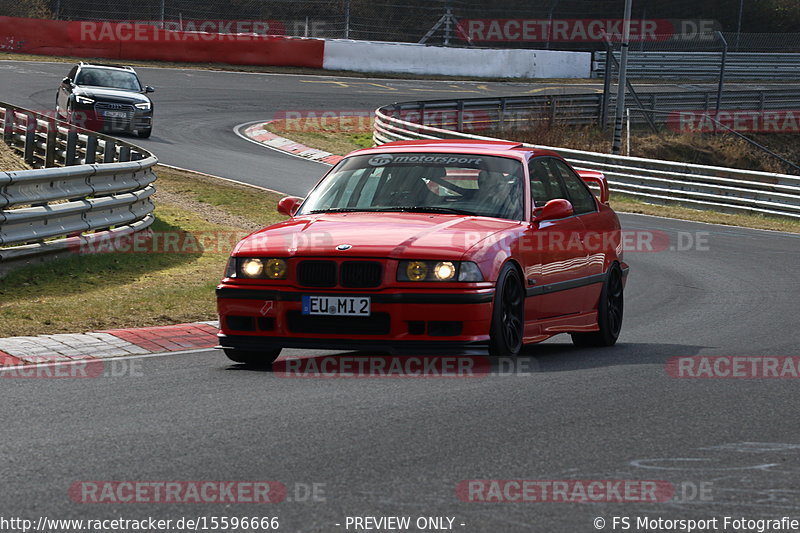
left=577, top=170, right=609, bottom=205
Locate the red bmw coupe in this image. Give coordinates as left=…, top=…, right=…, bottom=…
left=216, top=139, right=628, bottom=364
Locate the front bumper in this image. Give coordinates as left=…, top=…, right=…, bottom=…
left=71, top=103, right=152, bottom=133
left=216, top=284, right=495, bottom=352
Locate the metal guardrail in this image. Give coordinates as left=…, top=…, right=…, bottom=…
left=374, top=99, right=800, bottom=219
left=0, top=102, right=157, bottom=276
left=384, top=89, right=800, bottom=131
left=594, top=51, right=800, bottom=81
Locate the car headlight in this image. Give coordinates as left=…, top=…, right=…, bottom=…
left=405, top=261, right=428, bottom=281
left=263, top=258, right=288, bottom=279
left=433, top=261, right=456, bottom=281
left=135, top=102, right=151, bottom=110
left=241, top=258, right=264, bottom=278
left=74, top=95, right=95, bottom=105
left=397, top=261, right=483, bottom=282
left=228, top=257, right=288, bottom=279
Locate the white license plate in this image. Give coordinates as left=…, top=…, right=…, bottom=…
left=302, top=296, right=371, bottom=316
left=102, top=111, right=127, bottom=118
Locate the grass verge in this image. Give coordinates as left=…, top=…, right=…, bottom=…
left=264, top=119, right=373, bottom=156
left=0, top=140, right=30, bottom=171
left=0, top=165, right=286, bottom=337
left=610, top=193, right=800, bottom=233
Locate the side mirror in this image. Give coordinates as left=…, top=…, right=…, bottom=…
left=534, top=199, right=574, bottom=223
left=277, top=196, right=303, bottom=217
left=144, top=86, right=155, bottom=93
left=62, top=77, right=72, bottom=85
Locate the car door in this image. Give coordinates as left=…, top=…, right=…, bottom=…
left=57, top=65, right=78, bottom=115
left=521, top=156, right=589, bottom=322
left=543, top=157, right=607, bottom=311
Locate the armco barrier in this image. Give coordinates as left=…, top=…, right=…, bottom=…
left=380, top=89, right=800, bottom=131
left=0, top=17, right=324, bottom=68
left=0, top=102, right=157, bottom=276
left=594, top=51, right=800, bottom=81
left=374, top=100, right=800, bottom=219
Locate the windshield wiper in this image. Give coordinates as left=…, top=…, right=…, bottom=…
left=308, top=208, right=383, bottom=214
left=381, top=206, right=476, bottom=215
left=309, top=206, right=476, bottom=215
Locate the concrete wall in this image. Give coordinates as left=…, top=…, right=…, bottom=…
left=323, top=40, right=591, bottom=79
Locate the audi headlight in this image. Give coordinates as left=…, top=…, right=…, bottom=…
left=231, top=257, right=288, bottom=279
left=135, top=102, right=151, bottom=110
left=397, top=261, right=483, bottom=282
left=74, top=95, right=95, bottom=105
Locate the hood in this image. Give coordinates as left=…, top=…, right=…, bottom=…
left=234, top=212, right=522, bottom=260
left=74, top=87, right=150, bottom=105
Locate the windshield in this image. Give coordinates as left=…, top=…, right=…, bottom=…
left=76, top=68, right=142, bottom=91
left=297, top=152, right=525, bottom=220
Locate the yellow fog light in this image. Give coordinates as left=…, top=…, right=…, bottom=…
left=264, top=258, right=288, bottom=279
left=241, top=258, right=264, bottom=278
left=406, top=261, right=428, bottom=281
left=434, top=261, right=456, bottom=281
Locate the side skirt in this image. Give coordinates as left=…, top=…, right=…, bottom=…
left=523, top=311, right=599, bottom=344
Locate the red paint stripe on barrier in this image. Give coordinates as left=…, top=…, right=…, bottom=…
left=0, top=17, right=324, bottom=68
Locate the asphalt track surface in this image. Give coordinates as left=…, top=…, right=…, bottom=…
left=2, top=61, right=800, bottom=532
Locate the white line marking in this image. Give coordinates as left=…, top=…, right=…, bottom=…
left=158, top=163, right=290, bottom=196
left=618, top=210, right=800, bottom=237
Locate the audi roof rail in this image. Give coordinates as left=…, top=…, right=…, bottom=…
left=78, top=61, right=136, bottom=71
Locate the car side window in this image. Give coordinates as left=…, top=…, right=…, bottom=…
left=528, top=158, right=568, bottom=207
left=545, top=158, right=597, bottom=215
left=68, top=66, right=78, bottom=81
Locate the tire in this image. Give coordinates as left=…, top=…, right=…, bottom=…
left=224, top=348, right=281, bottom=366
left=571, top=264, right=624, bottom=347
left=488, top=263, right=525, bottom=357
left=137, top=128, right=152, bottom=139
